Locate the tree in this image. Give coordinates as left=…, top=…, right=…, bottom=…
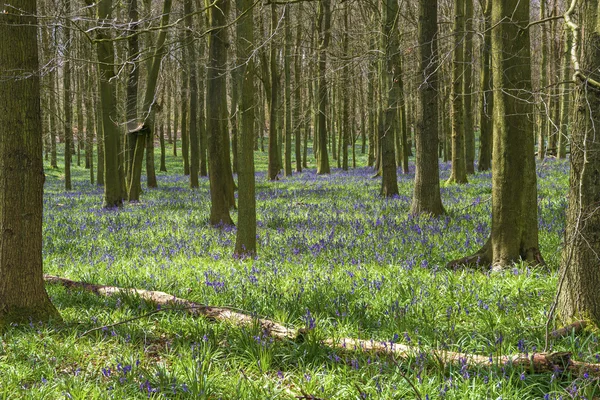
left=266, top=3, right=281, bottom=181
left=557, top=0, right=600, bottom=324
left=380, top=0, right=399, bottom=197
left=207, top=0, right=234, bottom=226
left=234, top=0, right=257, bottom=256
left=410, top=0, right=445, bottom=216
left=0, top=0, right=60, bottom=326
left=447, top=0, right=468, bottom=184
left=477, top=0, right=493, bottom=171
left=185, top=0, right=200, bottom=188
left=448, top=0, right=543, bottom=269
left=316, top=0, right=332, bottom=175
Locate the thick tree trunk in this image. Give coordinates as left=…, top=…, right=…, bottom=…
left=207, top=0, right=234, bottom=226
left=410, top=0, right=445, bottom=216
left=234, top=0, right=257, bottom=256
left=0, top=0, right=60, bottom=326
left=448, top=0, right=543, bottom=270
left=557, top=0, right=600, bottom=324
left=267, top=4, right=280, bottom=181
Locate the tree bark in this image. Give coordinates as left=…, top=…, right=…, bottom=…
left=478, top=0, right=493, bottom=171
left=316, top=0, right=331, bottom=175
left=0, top=0, right=60, bottom=326
left=234, top=0, right=257, bottom=256
left=448, top=0, right=468, bottom=184
left=557, top=26, right=572, bottom=160
left=63, top=0, right=73, bottom=191
left=557, top=0, right=600, bottom=324
left=207, top=0, right=234, bottom=226
left=448, top=0, right=544, bottom=270
left=185, top=0, right=199, bottom=188
left=410, top=0, right=445, bottom=216
left=463, top=0, right=475, bottom=174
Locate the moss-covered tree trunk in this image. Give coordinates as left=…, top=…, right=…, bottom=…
left=0, top=0, right=60, bottom=326
left=234, top=0, right=257, bottom=256
left=557, top=0, right=600, bottom=324
left=207, top=0, right=234, bottom=226
left=410, top=0, right=445, bottom=216
left=448, top=0, right=543, bottom=270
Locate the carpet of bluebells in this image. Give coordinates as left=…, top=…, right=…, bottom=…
left=0, top=148, right=597, bottom=399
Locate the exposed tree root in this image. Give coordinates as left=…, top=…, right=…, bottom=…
left=446, top=239, right=492, bottom=269
left=551, top=320, right=588, bottom=338
left=45, top=275, right=600, bottom=377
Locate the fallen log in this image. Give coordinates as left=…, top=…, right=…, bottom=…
left=44, top=275, right=297, bottom=340
left=45, top=275, right=600, bottom=378
left=324, top=337, right=600, bottom=377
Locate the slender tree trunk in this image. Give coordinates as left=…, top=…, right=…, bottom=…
left=537, top=0, right=548, bottom=160
left=159, top=117, right=167, bottom=172
left=478, top=0, right=493, bottom=171
left=316, top=0, right=331, bottom=174
left=294, top=4, right=303, bottom=173
left=448, top=0, right=468, bottom=184
left=380, top=0, right=399, bottom=196
left=126, top=0, right=140, bottom=192
left=64, top=0, right=72, bottom=191
left=50, top=68, right=58, bottom=168
left=0, top=0, right=61, bottom=326
left=173, top=80, right=179, bottom=157
left=463, top=0, right=475, bottom=174
left=85, top=64, right=95, bottom=185
left=234, top=0, right=257, bottom=256
left=207, top=0, right=234, bottom=226
left=186, top=0, right=199, bottom=187
left=267, top=3, right=280, bottom=181
left=557, top=26, right=572, bottom=159
left=410, top=0, right=445, bottom=215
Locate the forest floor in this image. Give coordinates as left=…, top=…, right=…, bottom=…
left=1, top=147, right=596, bottom=399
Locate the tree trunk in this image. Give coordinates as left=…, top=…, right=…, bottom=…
left=63, top=0, right=72, bottom=191
left=537, top=0, right=548, bottom=160
left=234, top=0, right=257, bottom=256
left=463, top=0, right=475, bottom=174
left=448, top=0, right=543, bottom=270
left=478, top=0, right=493, bottom=171
left=207, top=0, right=234, bottom=226
left=0, top=0, right=60, bottom=326
left=126, top=0, right=140, bottom=187
left=185, top=0, right=199, bottom=188
left=283, top=5, right=293, bottom=177
left=267, top=3, right=280, bottom=181
left=294, top=4, right=303, bottom=173
left=557, top=26, right=572, bottom=160
left=410, top=0, right=445, bottom=216
left=448, top=0, right=468, bottom=184
left=380, top=0, right=399, bottom=197
left=316, top=0, right=331, bottom=175
left=557, top=0, right=600, bottom=324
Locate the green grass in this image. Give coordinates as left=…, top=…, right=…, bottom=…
left=0, top=145, right=596, bottom=399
